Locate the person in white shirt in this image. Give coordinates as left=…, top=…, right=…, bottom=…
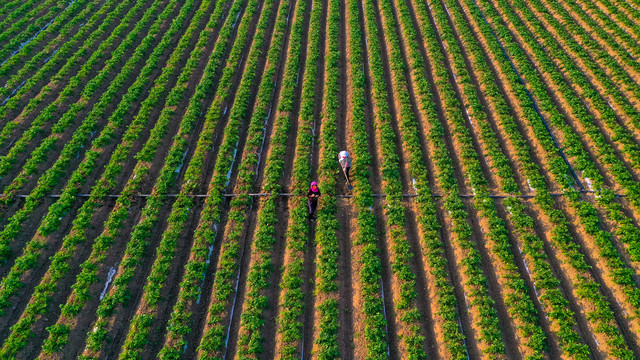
left=338, top=150, right=352, bottom=183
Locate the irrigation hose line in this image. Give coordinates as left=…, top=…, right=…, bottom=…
left=0, top=191, right=625, bottom=199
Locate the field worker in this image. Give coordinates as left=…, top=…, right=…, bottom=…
left=338, top=150, right=352, bottom=183
left=307, top=181, right=321, bottom=219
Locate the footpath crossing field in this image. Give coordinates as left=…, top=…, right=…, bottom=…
left=1, top=0, right=640, bottom=358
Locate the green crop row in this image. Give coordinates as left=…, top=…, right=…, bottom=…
left=0, top=0, right=107, bottom=94
left=516, top=0, right=640, bottom=193
left=431, top=0, right=552, bottom=353
left=346, top=0, right=389, bottom=356
left=468, top=0, right=635, bottom=356
left=374, top=0, right=469, bottom=356
left=275, top=0, right=323, bottom=357
left=115, top=0, right=268, bottom=357
left=0, top=0, right=159, bottom=263
left=0, top=0, right=177, bottom=356
left=39, top=0, right=215, bottom=354
left=310, top=0, right=341, bottom=356
left=362, top=0, right=430, bottom=356
left=0, top=1, right=95, bottom=83
left=79, top=0, right=247, bottom=356
left=440, top=0, right=591, bottom=356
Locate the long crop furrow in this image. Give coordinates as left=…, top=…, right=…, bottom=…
left=160, top=0, right=291, bottom=357
left=0, top=0, right=168, bottom=264
left=34, top=0, right=221, bottom=356
left=438, top=0, right=595, bottom=356
left=0, top=0, right=164, bottom=198
left=0, top=0, right=148, bottom=189
left=463, top=0, right=638, bottom=356
left=486, top=0, right=640, bottom=337
left=344, top=0, right=393, bottom=356
left=272, top=0, right=320, bottom=358
left=308, top=0, right=341, bottom=356
left=0, top=0, right=182, bottom=356
left=513, top=0, right=640, bottom=180
left=77, top=0, right=252, bottom=356
left=113, top=0, right=274, bottom=356
left=0, top=0, right=108, bottom=94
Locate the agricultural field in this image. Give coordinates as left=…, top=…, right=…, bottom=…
left=1, top=0, right=640, bottom=358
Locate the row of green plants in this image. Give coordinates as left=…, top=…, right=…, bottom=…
left=346, top=0, right=389, bottom=356
left=404, top=0, right=506, bottom=356
left=0, top=0, right=161, bottom=194
left=469, top=0, right=636, bottom=356
left=532, top=0, right=640, bottom=130
left=78, top=0, right=249, bottom=356
left=231, top=0, right=307, bottom=358
left=0, top=0, right=147, bottom=183
left=419, top=0, right=550, bottom=357
left=439, top=0, right=591, bottom=355
left=310, top=0, right=341, bottom=355
left=38, top=0, right=216, bottom=354
left=379, top=0, right=468, bottom=356
left=0, top=0, right=162, bottom=263
left=0, top=0, right=65, bottom=63
left=505, top=0, right=640, bottom=262
left=114, top=0, right=271, bottom=356
left=496, top=0, right=640, bottom=329
left=156, top=0, right=291, bottom=357
left=0, top=0, right=104, bottom=94
left=274, top=0, right=322, bottom=357
left=0, top=0, right=180, bottom=356
left=361, top=0, right=431, bottom=356
left=0, top=0, right=131, bottom=122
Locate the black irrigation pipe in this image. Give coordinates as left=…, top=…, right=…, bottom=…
left=467, top=0, right=585, bottom=191
left=2, top=190, right=625, bottom=198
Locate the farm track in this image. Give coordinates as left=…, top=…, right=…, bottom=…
left=1, top=0, right=640, bottom=358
